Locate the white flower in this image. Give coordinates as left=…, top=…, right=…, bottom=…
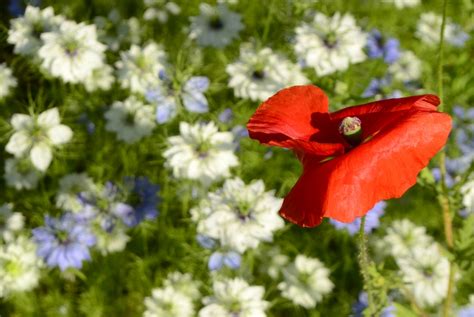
left=294, top=12, right=367, bottom=76
left=116, top=43, right=167, bottom=94
left=38, top=20, right=106, bottom=83
left=83, top=64, right=115, bottom=92
left=0, top=204, right=24, bottom=241
left=199, top=277, right=268, bottom=317
left=461, top=180, right=474, bottom=214
left=144, top=286, right=195, bottom=317
left=0, top=64, right=17, bottom=100
left=226, top=45, right=309, bottom=101
left=163, top=272, right=201, bottom=300
left=416, top=12, right=470, bottom=47
left=191, top=178, right=284, bottom=253
left=94, top=9, right=141, bottom=51
left=0, top=235, right=43, bottom=298
left=378, top=219, right=434, bottom=258
left=4, top=158, right=42, bottom=190
left=190, top=4, right=243, bottom=48
left=144, top=0, right=181, bottom=23
left=384, top=0, right=420, bottom=8
left=56, top=173, right=96, bottom=212
left=397, top=245, right=450, bottom=307
left=5, top=108, right=73, bottom=171
left=163, top=121, right=238, bottom=186
left=278, top=255, right=334, bottom=308
left=104, top=96, right=156, bottom=144
left=7, top=5, right=64, bottom=56
left=388, top=51, right=422, bottom=82
left=94, top=223, right=130, bottom=255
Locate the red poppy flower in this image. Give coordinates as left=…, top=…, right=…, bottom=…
left=247, top=85, right=452, bottom=227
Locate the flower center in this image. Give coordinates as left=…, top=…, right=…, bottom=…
left=6, top=260, right=22, bottom=276
left=195, top=141, right=211, bottom=158
left=323, top=32, right=338, bottom=49
left=252, top=69, right=265, bottom=80
left=63, top=40, right=79, bottom=57
left=339, top=116, right=362, bottom=146
left=124, top=112, right=135, bottom=126
left=235, top=201, right=252, bottom=221
left=209, top=15, right=224, bottom=30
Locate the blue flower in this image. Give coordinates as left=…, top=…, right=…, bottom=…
left=146, top=72, right=209, bottom=124
left=352, top=292, right=395, bottom=317
left=8, top=0, right=40, bottom=17
left=447, top=25, right=470, bottom=47
left=453, top=106, right=474, bottom=155
left=208, top=251, right=241, bottom=271
left=366, top=29, right=400, bottom=64
left=330, top=201, right=386, bottom=235
left=196, top=234, right=217, bottom=249
left=458, top=304, right=474, bottom=317
left=362, top=77, right=402, bottom=99
left=32, top=214, right=96, bottom=271
left=196, top=235, right=241, bottom=271
left=110, top=177, right=160, bottom=227
left=182, top=76, right=209, bottom=113
left=218, top=108, right=233, bottom=123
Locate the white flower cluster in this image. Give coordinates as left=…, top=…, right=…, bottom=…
left=377, top=219, right=451, bottom=308
left=0, top=63, right=17, bottom=100
left=143, top=272, right=200, bottom=317
left=277, top=255, right=334, bottom=308
left=163, top=121, right=239, bottom=186
left=294, top=12, right=367, bottom=76
left=199, top=277, right=268, bottom=317
left=115, top=43, right=167, bottom=95
left=191, top=177, right=284, bottom=253
left=461, top=180, right=474, bottom=214
left=190, top=4, right=243, bottom=48
left=105, top=96, right=156, bottom=144
left=4, top=108, right=73, bottom=189
left=416, top=12, right=470, bottom=47
left=8, top=6, right=112, bottom=91
left=226, top=44, right=309, bottom=101
left=0, top=204, right=43, bottom=298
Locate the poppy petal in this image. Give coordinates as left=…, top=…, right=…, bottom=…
left=247, top=85, right=344, bottom=156
left=331, top=94, right=441, bottom=140
left=280, top=110, right=451, bottom=227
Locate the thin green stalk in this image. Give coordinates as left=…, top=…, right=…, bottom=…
left=436, top=0, right=456, bottom=315
left=358, top=216, right=373, bottom=304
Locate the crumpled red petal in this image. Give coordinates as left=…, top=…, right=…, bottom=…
left=247, top=85, right=345, bottom=157
left=280, top=109, right=452, bottom=227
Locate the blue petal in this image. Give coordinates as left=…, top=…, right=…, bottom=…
left=223, top=251, right=241, bottom=269
left=208, top=252, right=224, bottom=271
left=184, top=76, right=209, bottom=93
left=156, top=101, right=177, bottom=124
left=182, top=92, right=209, bottom=113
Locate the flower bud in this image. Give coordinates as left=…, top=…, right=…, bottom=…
left=339, top=116, right=362, bottom=145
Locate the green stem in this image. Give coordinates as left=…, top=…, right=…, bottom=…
left=436, top=0, right=456, bottom=315
left=358, top=216, right=373, bottom=304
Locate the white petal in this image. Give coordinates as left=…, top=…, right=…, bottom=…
left=11, top=114, right=33, bottom=130
left=5, top=131, right=32, bottom=156
left=37, top=108, right=60, bottom=128
left=47, top=125, right=73, bottom=145
left=30, top=143, right=53, bottom=171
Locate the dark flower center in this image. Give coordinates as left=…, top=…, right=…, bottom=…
left=124, top=112, right=135, bottom=126
left=209, top=15, right=224, bottom=30
left=252, top=69, right=265, bottom=80
left=323, top=32, right=338, bottom=49
left=63, top=40, right=79, bottom=57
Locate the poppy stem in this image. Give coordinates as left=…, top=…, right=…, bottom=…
left=436, top=0, right=455, bottom=316
left=357, top=216, right=373, bottom=305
